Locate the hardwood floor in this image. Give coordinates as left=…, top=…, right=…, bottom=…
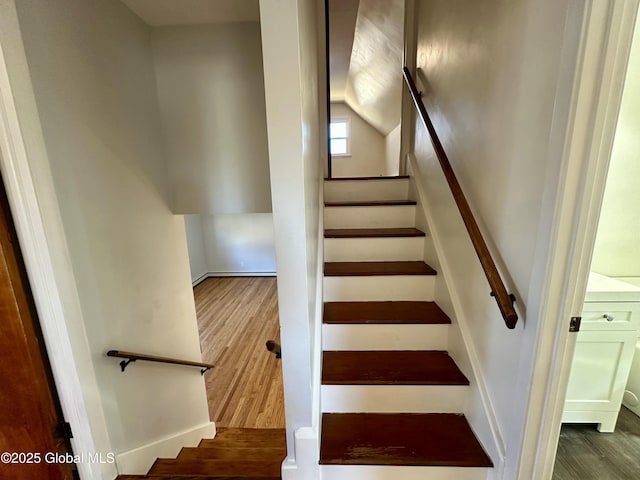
left=194, top=277, right=285, bottom=429
left=553, top=407, right=640, bottom=479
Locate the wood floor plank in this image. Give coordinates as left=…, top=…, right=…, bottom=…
left=553, top=407, right=640, bottom=479
left=320, top=413, right=492, bottom=467
left=194, top=278, right=285, bottom=429
left=322, top=351, right=469, bottom=385
left=324, top=228, right=426, bottom=238
left=323, top=301, right=451, bottom=324
left=324, top=261, right=437, bottom=276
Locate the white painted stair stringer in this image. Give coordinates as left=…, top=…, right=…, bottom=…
left=324, top=178, right=409, bottom=202
left=408, top=155, right=505, bottom=478
left=324, top=236, right=425, bottom=262
left=324, top=205, right=416, bottom=229
left=321, top=384, right=466, bottom=413
left=321, top=465, right=490, bottom=480
left=322, top=323, right=448, bottom=350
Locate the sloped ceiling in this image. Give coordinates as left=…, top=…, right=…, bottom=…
left=122, top=0, right=402, bottom=135
left=330, top=0, right=404, bottom=135
left=329, top=0, right=360, bottom=102
left=120, top=0, right=259, bottom=26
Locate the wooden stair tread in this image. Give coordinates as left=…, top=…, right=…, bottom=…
left=198, top=438, right=284, bottom=449
left=118, top=477, right=280, bottom=480
left=149, top=459, right=282, bottom=477
left=324, top=228, right=425, bottom=238
left=324, top=175, right=410, bottom=181
left=322, top=351, right=469, bottom=385
left=324, top=261, right=436, bottom=276
left=324, top=200, right=416, bottom=207
left=201, top=428, right=285, bottom=449
left=320, top=413, right=493, bottom=467
left=178, top=446, right=286, bottom=462
left=323, top=301, right=450, bottom=324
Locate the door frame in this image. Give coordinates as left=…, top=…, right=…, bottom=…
left=0, top=2, right=111, bottom=479
left=517, top=1, right=640, bottom=478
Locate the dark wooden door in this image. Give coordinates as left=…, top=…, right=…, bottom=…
left=0, top=174, right=76, bottom=480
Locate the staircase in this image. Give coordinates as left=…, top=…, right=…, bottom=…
left=320, top=175, right=492, bottom=480
left=117, top=428, right=285, bottom=480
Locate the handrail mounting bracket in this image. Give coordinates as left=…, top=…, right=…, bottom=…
left=119, top=358, right=136, bottom=372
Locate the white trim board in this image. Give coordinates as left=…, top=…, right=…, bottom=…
left=516, top=1, right=640, bottom=479
left=0, top=2, right=113, bottom=478
left=116, top=421, right=215, bottom=474
left=407, top=156, right=505, bottom=477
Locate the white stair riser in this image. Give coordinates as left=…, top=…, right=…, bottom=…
left=324, top=206, right=416, bottom=229
left=324, top=237, right=425, bottom=262
left=323, top=275, right=434, bottom=302
left=324, top=179, right=410, bottom=202
left=322, top=385, right=466, bottom=413
left=321, top=465, right=489, bottom=480
left=322, top=324, right=449, bottom=350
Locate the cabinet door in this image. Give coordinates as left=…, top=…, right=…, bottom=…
left=564, top=330, right=637, bottom=412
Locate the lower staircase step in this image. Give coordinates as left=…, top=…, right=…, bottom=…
left=320, top=413, right=493, bottom=467
left=324, top=200, right=416, bottom=207
left=324, top=228, right=425, bottom=238
left=324, top=175, right=410, bottom=181
left=177, top=446, right=286, bottom=462
left=199, top=428, right=285, bottom=449
left=322, top=351, right=469, bottom=385
left=323, top=301, right=450, bottom=324
left=119, top=477, right=280, bottom=480
left=149, top=459, right=282, bottom=477
left=324, top=261, right=436, bottom=276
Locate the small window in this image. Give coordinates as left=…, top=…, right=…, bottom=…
left=329, top=118, right=350, bottom=156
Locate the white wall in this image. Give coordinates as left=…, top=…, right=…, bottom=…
left=260, top=1, right=324, bottom=475
left=202, top=214, right=276, bottom=274
left=385, top=123, right=401, bottom=176
left=184, top=215, right=208, bottom=282
left=184, top=213, right=276, bottom=279
left=331, top=102, right=386, bottom=177
left=14, top=0, right=211, bottom=473
left=152, top=23, right=272, bottom=214
left=410, top=0, right=576, bottom=477
left=592, top=18, right=640, bottom=277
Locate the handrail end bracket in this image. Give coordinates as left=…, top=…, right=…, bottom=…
left=119, top=358, right=136, bottom=372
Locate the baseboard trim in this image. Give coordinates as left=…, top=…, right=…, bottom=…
left=115, top=421, right=216, bottom=474
left=281, top=427, right=319, bottom=480
left=192, top=271, right=277, bottom=286
left=192, top=272, right=209, bottom=287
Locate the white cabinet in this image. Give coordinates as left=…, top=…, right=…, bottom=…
left=562, top=273, right=640, bottom=432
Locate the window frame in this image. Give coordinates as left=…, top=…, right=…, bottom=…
left=329, top=117, right=351, bottom=157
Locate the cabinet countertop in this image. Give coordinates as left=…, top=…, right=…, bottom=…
left=585, top=272, right=640, bottom=303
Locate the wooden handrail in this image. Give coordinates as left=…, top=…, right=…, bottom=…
left=402, top=67, right=518, bottom=329
left=107, top=350, right=214, bottom=375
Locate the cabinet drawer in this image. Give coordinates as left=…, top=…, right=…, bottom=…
left=581, top=303, right=639, bottom=331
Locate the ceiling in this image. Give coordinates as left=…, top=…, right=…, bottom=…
left=330, top=0, right=404, bottom=135
left=121, top=0, right=402, bottom=135
left=120, top=0, right=259, bottom=26
left=329, top=0, right=360, bottom=102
